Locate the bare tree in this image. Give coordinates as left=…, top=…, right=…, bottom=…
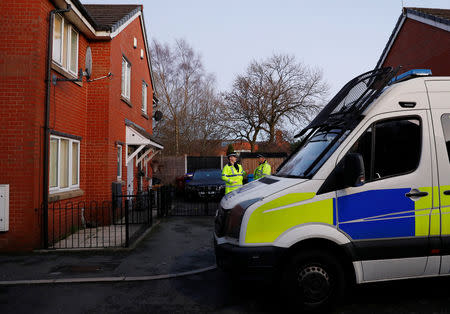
left=224, top=54, right=329, bottom=147
left=151, top=39, right=222, bottom=155
left=221, top=70, right=266, bottom=152
left=190, top=74, right=224, bottom=155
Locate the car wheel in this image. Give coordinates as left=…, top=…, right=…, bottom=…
left=282, top=249, right=346, bottom=312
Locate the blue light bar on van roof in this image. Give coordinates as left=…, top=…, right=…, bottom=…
left=389, top=69, right=432, bottom=84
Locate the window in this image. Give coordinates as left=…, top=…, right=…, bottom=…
left=142, top=81, right=148, bottom=113
left=52, top=14, right=79, bottom=74
left=277, top=127, right=348, bottom=178
left=121, top=57, right=131, bottom=99
left=117, top=145, right=122, bottom=180
left=349, top=117, right=421, bottom=182
left=49, top=136, right=80, bottom=192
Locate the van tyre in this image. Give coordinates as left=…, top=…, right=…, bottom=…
left=282, top=249, right=346, bottom=312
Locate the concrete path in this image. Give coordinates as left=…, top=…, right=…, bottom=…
left=0, top=217, right=216, bottom=284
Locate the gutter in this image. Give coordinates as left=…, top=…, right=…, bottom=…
left=43, top=4, right=72, bottom=249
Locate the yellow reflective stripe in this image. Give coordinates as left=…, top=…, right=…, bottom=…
left=414, top=186, right=433, bottom=237
left=442, top=207, right=450, bottom=235
left=245, top=193, right=334, bottom=244
left=430, top=186, right=440, bottom=236
left=441, top=185, right=450, bottom=235
left=412, top=186, right=441, bottom=236
left=433, top=185, right=440, bottom=208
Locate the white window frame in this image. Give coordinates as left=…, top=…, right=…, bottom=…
left=49, top=135, right=80, bottom=193
left=122, top=56, right=131, bottom=100
left=117, top=144, right=123, bottom=180
left=142, top=81, right=148, bottom=113
left=52, top=14, right=79, bottom=75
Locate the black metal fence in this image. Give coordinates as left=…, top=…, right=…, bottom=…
left=44, top=185, right=218, bottom=249
left=161, top=185, right=220, bottom=216
left=45, top=187, right=162, bottom=249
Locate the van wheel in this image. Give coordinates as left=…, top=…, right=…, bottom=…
left=282, top=249, right=346, bottom=312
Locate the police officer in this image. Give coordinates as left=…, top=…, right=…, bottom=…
left=254, top=153, right=271, bottom=180
left=222, top=152, right=245, bottom=194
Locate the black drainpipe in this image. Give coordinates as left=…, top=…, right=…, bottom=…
left=43, top=4, right=71, bottom=249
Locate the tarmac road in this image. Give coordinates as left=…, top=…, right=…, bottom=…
left=2, top=217, right=450, bottom=313
left=2, top=268, right=450, bottom=313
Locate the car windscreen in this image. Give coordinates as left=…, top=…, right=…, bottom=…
left=193, top=170, right=222, bottom=180
left=277, top=128, right=346, bottom=178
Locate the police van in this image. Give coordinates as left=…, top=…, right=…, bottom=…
left=214, top=67, right=450, bottom=310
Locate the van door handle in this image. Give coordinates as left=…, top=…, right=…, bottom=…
left=444, top=190, right=450, bottom=195
left=405, top=191, right=428, bottom=198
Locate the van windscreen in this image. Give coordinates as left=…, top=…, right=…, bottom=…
left=277, top=128, right=347, bottom=178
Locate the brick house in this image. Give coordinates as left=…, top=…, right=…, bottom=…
left=376, top=7, right=450, bottom=74
left=0, top=0, right=162, bottom=251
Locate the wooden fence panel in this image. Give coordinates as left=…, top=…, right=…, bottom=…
left=241, top=157, right=286, bottom=176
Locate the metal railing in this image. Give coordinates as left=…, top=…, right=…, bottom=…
left=43, top=185, right=217, bottom=249
left=44, top=187, right=161, bottom=249
left=160, top=185, right=220, bottom=216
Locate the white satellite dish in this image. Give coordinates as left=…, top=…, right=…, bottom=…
left=85, top=46, right=92, bottom=80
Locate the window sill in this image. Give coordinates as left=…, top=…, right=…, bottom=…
left=51, top=62, right=82, bottom=87
left=141, top=112, right=149, bottom=119
left=49, top=189, right=84, bottom=202
left=121, top=96, right=133, bottom=107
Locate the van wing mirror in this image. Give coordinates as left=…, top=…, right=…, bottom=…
left=343, top=153, right=365, bottom=187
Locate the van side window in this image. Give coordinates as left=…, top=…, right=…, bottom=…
left=373, top=118, right=421, bottom=179
left=350, top=117, right=421, bottom=182
left=441, top=114, right=450, bottom=162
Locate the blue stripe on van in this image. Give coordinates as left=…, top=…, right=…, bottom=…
left=337, top=188, right=415, bottom=239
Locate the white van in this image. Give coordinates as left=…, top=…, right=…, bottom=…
left=214, top=68, right=450, bottom=310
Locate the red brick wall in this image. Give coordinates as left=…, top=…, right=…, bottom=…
left=86, top=40, right=111, bottom=201
left=0, top=2, right=155, bottom=251
left=0, top=0, right=53, bottom=250
left=109, top=15, right=154, bottom=195
left=49, top=25, right=89, bottom=203
left=382, top=18, right=450, bottom=75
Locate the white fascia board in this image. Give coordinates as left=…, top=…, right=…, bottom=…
left=62, top=1, right=142, bottom=40
left=126, top=125, right=164, bottom=150
left=377, top=14, right=406, bottom=69
left=407, top=12, right=450, bottom=32
left=148, top=140, right=163, bottom=150
left=64, top=0, right=97, bottom=36
left=378, top=12, right=450, bottom=69
left=139, top=13, right=157, bottom=93
left=110, top=11, right=142, bottom=39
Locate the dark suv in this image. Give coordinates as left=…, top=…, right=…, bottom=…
left=185, top=169, right=225, bottom=199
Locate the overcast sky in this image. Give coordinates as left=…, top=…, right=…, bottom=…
left=83, top=0, right=450, bottom=97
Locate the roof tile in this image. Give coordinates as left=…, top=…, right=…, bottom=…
left=84, top=4, right=141, bottom=31
left=406, top=7, right=450, bottom=21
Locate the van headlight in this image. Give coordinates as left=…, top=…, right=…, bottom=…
left=225, top=198, right=262, bottom=238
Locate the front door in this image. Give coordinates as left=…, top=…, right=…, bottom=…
left=336, top=111, right=436, bottom=281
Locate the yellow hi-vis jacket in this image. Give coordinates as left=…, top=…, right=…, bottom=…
left=221, top=163, right=245, bottom=194
left=253, top=160, right=271, bottom=180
